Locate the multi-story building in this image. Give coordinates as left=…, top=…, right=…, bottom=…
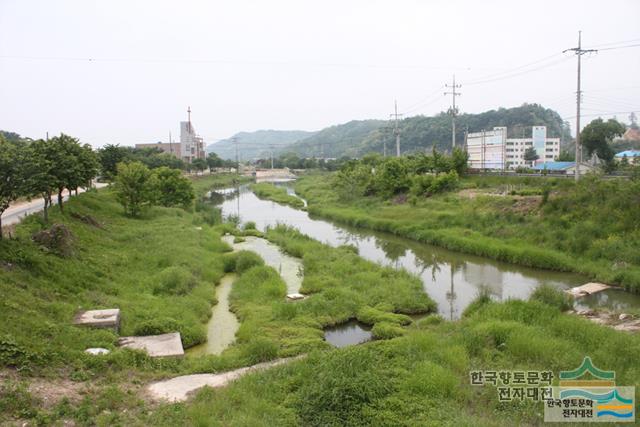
left=466, top=126, right=560, bottom=170
left=134, top=141, right=181, bottom=157
left=134, top=108, right=206, bottom=164
left=180, top=120, right=206, bottom=164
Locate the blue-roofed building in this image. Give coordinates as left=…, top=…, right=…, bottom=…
left=614, top=150, right=640, bottom=165
left=531, top=161, right=596, bottom=175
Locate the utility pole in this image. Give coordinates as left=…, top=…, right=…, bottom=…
left=564, top=31, right=597, bottom=182
left=445, top=75, right=462, bottom=151
left=169, top=131, right=173, bottom=155
left=389, top=100, right=403, bottom=157
left=233, top=136, right=239, bottom=174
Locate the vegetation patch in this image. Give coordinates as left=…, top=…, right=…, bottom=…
left=296, top=173, right=640, bottom=292
left=251, top=182, right=306, bottom=209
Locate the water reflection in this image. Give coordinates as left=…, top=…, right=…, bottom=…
left=324, top=320, right=372, bottom=348
left=215, top=185, right=640, bottom=319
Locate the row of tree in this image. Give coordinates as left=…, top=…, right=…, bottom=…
left=0, top=133, right=98, bottom=237
left=97, top=144, right=235, bottom=180
left=334, top=148, right=468, bottom=199
left=0, top=133, right=203, bottom=238
left=253, top=153, right=350, bottom=171
left=114, top=163, right=195, bottom=217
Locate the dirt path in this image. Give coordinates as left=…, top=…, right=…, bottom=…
left=146, top=356, right=303, bottom=402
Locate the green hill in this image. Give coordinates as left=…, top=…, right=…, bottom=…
left=207, top=130, right=315, bottom=160
left=284, top=120, right=387, bottom=158
left=288, top=104, right=571, bottom=158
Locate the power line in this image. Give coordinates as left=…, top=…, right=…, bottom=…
left=563, top=110, right=637, bottom=120
left=466, top=56, right=572, bottom=86
left=0, top=54, right=474, bottom=71
left=584, top=37, right=640, bottom=48
left=595, top=43, right=640, bottom=52
left=465, top=52, right=566, bottom=85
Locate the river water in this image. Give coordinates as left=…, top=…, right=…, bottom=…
left=217, top=185, right=640, bottom=320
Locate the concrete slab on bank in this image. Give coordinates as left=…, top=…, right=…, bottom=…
left=74, top=309, right=120, bottom=331
left=118, top=332, right=184, bottom=357
left=566, top=283, right=611, bottom=298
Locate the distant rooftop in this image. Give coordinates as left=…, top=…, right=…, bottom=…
left=614, top=150, right=640, bottom=158
left=531, top=161, right=575, bottom=171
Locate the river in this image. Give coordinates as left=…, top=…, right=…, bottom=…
left=217, top=184, right=640, bottom=320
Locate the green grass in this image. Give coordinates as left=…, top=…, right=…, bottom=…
left=137, top=296, right=640, bottom=426
left=251, top=182, right=306, bottom=209
left=295, top=173, right=640, bottom=292
left=0, top=181, right=435, bottom=424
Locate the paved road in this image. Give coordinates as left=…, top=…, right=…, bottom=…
left=1, top=184, right=108, bottom=227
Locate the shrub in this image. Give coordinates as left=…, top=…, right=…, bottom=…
left=357, top=306, right=411, bottom=326
left=242, top=221, right=257, bottom=231
left=400, top=360, right=458, bottom=398
left=415, top=314, right=443, bottom=328
left=371, top=321, right=406, bottom=340
left=153, top=266, right=198, bottom=295
left=530, top=284, right=573, bottom=311
left=410, top=171, right=459, bottom=197
left=295, top=349, right=393, bottom=426
left=242, top=337, right=278, bottom=364
left=235, top=251, right=265, bottom=274
left=462, top=287, right=492, bottom=317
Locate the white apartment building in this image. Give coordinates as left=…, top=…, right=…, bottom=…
left=467, top=126, right=560, bottom=170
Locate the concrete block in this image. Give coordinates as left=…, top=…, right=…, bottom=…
left=85, top=348, right=110, bottom=355
left=118, top=332, right=184, bottom=357
left=286, top=293, right=306, bottom=301
left=74, top=309, right=120, bottom=331
left=565, top=282, right=610, bottom=298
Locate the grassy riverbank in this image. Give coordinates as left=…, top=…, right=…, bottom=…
left=0, top=174, right=435, bottom=425
left=251, top=182, right=305, bottom=209
left=144, top=293, right=640, bottom=426
left=295, top=173, right=640, bottom=292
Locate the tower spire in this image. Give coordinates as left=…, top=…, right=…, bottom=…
left=187, top=106, right=192, bottom=133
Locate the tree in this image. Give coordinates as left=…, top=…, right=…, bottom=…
left=71, top=144, right=99, bottom=194
left=557, top=149, right=575, bottom=161
left=114, top=162, right=156, bottom=217
left=98, top=144, right=130, bottom=181
left=206, top=152, right=223, bottom=171
left=581, top=118, right=626, bottom=162
left=47, top=134, right=86, bottom=213
left=25, top=139, right=56, bottom=223
left=191, top=158, right=207, bottom=175
left=153, top=167, right=195, bottom=208
left=524, top=147, right=539, bottom=164
left=0, top=136, right=22, bottom=239
left=451, top=147, right=469, bottom=175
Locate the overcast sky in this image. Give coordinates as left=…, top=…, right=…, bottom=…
left=1, top=0, right=639, bottom=147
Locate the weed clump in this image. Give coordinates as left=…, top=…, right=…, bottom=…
left=371, top=321, right=406, bottom=340
left=153, top=266, right=198, bottom=296
left=530, top=284, right=573, bottom=311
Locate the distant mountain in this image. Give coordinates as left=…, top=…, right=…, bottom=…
left=207, top=130, right=315, bottom=160
left=278, top=104, right=571, bottom=159
left=284, top=120, right=387, bottom=158
left=209, top=104, right=572, bottom=160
